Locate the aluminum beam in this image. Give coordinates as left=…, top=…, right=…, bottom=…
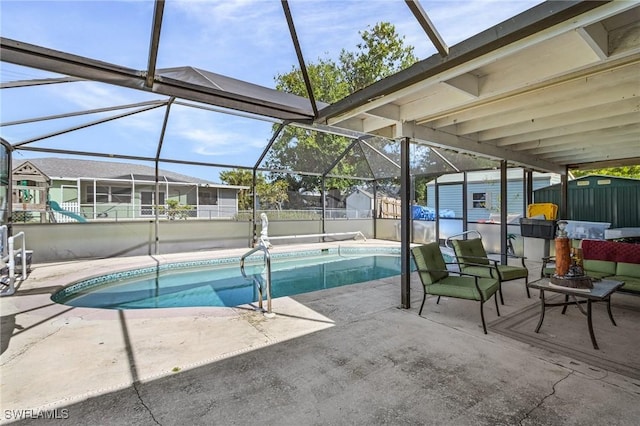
left=0, top=37, right=315, bottom=122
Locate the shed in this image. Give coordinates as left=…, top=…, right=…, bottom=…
left=346, top=189, right=375, bottom=219
left=534, top=175, right=640, bottom=228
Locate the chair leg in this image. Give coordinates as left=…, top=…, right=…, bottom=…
left=494, top=293, right=500, bottom=316
left=419, top=291, right=427, bottom=315
left=498, top=282, right=504, bottom=305
left=525, top=277, right=530, bottom=298
left=480, top=302, right=487, bottom=334
left=436, top=295, right=441, bottom=305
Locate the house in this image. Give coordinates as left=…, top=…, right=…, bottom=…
left=426, top=170, right=560, bottom=223
left=11, top=158, right=247, bottom=222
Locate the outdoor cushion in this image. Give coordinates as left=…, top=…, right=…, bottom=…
left=495, top=265, right=529, bottom=281
left=615, top=262, right=640, bottom=279
left=427, top=276, right=500, bottom=301
left=607, top=275, right=640, bottom=293
left=463, top=264, right=527, bottom=281
left=582, top=239, right=640, bottom=263
left=451, top=239, right=490, bottom=266
left=460, top=265, right=497, bottom=279
left=583, top=259, right=617, bottom=277
left=582, top=239, right=619, bottom=262
left=412, top=243, right=448, bottom=284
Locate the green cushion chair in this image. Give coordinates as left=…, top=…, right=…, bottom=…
left=411, top=242, right=501, bottom=334
left=450, top=238, right=529, bottom=304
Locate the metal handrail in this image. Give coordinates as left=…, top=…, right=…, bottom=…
left=444, top=230, right=482, bottom=250
left=0, top=225, right=8, bottom=259
left=260, top=231, right=366, bottom=247
left=1, top=231, right=27, bottom=297
left=240, top=243, right=273, bottom=317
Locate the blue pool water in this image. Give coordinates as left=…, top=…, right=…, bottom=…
left=52, top=249, right=411, bottom=310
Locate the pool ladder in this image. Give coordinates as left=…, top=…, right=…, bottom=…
left=240, top=243, right=275, bottom=318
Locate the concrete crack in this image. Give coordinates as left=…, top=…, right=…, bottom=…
left=1, top=327, right=62, bottom=366
left=519, top=370, right=573, bottom=426
left=132, top=382, right=161, bottom=425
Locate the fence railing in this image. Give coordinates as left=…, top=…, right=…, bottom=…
left=10, top=205, right=376, bottom=223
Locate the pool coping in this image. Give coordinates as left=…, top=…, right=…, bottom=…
left=51, top=245, right=403, bottom=305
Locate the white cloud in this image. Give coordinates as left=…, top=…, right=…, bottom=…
left=44, top=82, right=164, bottom=134
left=166, top=106, right=271, bottom=160
left=48, top=82, right=129, bottom=111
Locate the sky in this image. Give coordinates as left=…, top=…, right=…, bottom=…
left=0, top=0, right=542, bottom=182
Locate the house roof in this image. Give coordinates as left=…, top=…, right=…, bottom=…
left=13, top=157, right=246, bottom=188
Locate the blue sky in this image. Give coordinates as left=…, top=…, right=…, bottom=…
left=1, top=0, right=542, bottom=182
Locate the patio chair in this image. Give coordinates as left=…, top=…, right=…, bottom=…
left=450, top=238, right=529, bottom=304
left=411, top=242, right=501, bottom=334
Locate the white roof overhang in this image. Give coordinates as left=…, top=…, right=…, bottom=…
left=318, top=1, right=640, bottom=174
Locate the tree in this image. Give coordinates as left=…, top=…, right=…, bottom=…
left=165, top=199, right=191, bottom=220
left=267, top=22, right=417, bottom=192
left=572, top=166, right=640, bottom=179
left=219, top=169, right=289, bottom=211
left=340, top=22, right=418, bottom=93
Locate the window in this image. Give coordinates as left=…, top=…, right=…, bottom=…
left=472, top=192, right=487, bottom=209
left=140, top=191, right=165, bottom=216
left=86, top=185, right=132, bottom=203
left=111, top=187, right=132, bottom=203
left=199, top=188, right=218, bottom=205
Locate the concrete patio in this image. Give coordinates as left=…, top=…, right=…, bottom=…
left=1, top=241, right=639, bottom=425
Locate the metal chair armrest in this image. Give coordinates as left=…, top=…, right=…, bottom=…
left=458, top=255, right=499, bottom=266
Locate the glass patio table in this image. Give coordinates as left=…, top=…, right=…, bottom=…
left=526, top=278, right=624, bottom=350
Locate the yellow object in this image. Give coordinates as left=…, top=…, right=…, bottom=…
left=527, top=203, right=558, bottom=220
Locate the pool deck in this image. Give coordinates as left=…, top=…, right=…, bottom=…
left=1, top=239, right=639, bottom=425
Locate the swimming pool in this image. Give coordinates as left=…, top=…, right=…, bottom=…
left=52, top=247, right=409, bottom=309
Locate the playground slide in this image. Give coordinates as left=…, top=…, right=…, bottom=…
left=48, top=201, right=87, bottom=223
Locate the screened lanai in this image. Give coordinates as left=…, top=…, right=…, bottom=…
left=1, top=1, right=639, bottom=307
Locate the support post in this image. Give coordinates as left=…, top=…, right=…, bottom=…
left=373, top=180, right=378, bottom=239
left=252, top=169, right=258, bottom=247
left=500, top=161, right=508, bottom=265
left=434, top=176, right=440, bottom=243
left=400, top=137, right=411, bottom=309
left=321, top=177, right=326, bottom=240
left=560, top=168, right=569, bottom=219
left=462, top=172, right=468, bottom=233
